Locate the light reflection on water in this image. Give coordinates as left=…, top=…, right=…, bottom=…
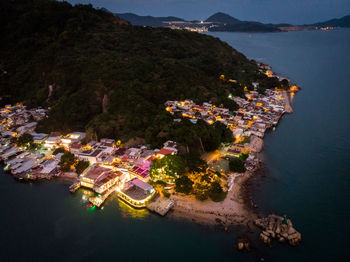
left=78, top=187, right=150, bottom=219
left=117, top=198, right=149, bottom=219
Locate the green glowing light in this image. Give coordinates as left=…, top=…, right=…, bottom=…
left=88, top=205, right=96, bottom=212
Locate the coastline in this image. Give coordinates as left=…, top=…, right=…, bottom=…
left=0, top=65, right=297, bottom=231
left=167, top=91, right=295, bottom=227
left=168, top=158, right=261, bottom=227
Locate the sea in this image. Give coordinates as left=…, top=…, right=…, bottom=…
left=1, top=29, right=350, bottom=262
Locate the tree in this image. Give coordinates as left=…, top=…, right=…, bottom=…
left=29, top=142, right=40, bottom=150
left=209, top=181, right=226, bottom=202
left=238, top=153, right=249, bottom=161
left=182, top=152, right=208, bottom=173
left=53, top=147, right=66, bottom=155
left=75, top=160, right=89, bottom=175
left=229, top=158, right=246, bottom=173
left=194, top=183, right=210, bottom=201
left=175, top=176, right=194, bottom=194
left=281, top=79, right=289, bottom=89
left=59, top=151, right=76, bottom=172
left=150, top=155, right=186, bottom=183
left=16, top=133, right=33, bottom=147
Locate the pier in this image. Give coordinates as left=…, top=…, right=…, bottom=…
left=69, top=181, right=81, bottom=193
left=89, top=184, right=119, bottom=207
left=147, top=196, right=175, bottom=216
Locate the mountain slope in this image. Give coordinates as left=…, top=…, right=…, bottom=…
left=308, top=15, right=350, bottom=27
left=205, top=12, right=280, bottom=32
left=0, top=0, right=273, bottom=148
left=116, top=11, right=280, bottom=32
left=116, top=13, right=184, bottom=27
left=205, top=12, right=241, bottom=24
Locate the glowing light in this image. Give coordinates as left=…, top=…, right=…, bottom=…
left=290, top=85, right=298, bottom=91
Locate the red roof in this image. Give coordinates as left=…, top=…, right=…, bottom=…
left=70, top=142, right=82, bottom=149
left=149, top=156, right=157, bottom=161
left=158, top=148, right=174, bottom=156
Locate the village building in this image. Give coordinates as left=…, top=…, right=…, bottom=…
left=118, top=178, right=155, bottom=208
left=44, top=136, right=61, bottom=149
left=80, top=164, right=122, bottom=194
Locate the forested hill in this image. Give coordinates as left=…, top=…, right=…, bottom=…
left=0, top=0, right=273, bottom=150
left=116, top=13, right=184, bottom=27
left=306, top=15, right=350, bottom=28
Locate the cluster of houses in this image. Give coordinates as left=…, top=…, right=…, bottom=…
left=0, top=79, right=291, bottom=209
left=0, top=104, right=47, bottom=139
left=165, top=88, right=285, bottom=140
left=0, top=103, right=180, bottom=208
left=164, top=86, right=288, bottom=169
left=232, top=89, right=286, bottom=139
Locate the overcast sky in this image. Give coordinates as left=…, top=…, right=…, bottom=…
left=66, top=0, right=350, bottom=24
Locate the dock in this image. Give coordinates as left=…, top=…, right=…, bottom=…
left=89, top=184, right=119, bottom=207
left=146, top=196, right=175, bottom=216
left=69, top=181, right=81, bottom=193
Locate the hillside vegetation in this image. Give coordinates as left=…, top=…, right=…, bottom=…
left=0, top=0, right=271, bottom=150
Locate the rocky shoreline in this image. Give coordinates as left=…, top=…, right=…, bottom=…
left=169, top=89, right=302, bottom=249
left=255, top=214, right=302, bottom=246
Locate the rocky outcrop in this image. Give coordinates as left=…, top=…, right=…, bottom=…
left=255, top=214, right=301, bottom=246
left=237, top=236, right=251, bottom=251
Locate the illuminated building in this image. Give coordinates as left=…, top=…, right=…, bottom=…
left=80, top=164, right=122, bottom=194
left=44, top=136, right=61, bottom=149
left=118, top=178, right=155, bottom=208
left=61, top=132, right=86, bottom=148
left=156, top=148, right=175, bottom=159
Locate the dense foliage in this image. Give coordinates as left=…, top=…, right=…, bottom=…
left=16, top=133, right=34, bottom=147
left=175, top=176, right=194, bottom=194
left=150, top=152, right=208, bottom=182
left=208, top=181, right=226, bottom=202
left=52, top=147, right=66, bottom=155
left=1, top=0, right=269, bottom=151
left=150, top=155, right=186, bottom=182
left=229, top=158, right=246, bottom=173
left=75, top=160, right=90, bottom=174
left=59, top=151, right=76, bottom=172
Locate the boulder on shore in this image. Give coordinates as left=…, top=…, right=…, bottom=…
left=255, top=214, right=301, bottom=246
left=237, top=237, right=251, bottom=251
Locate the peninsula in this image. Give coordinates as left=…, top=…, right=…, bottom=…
left=0, top=0, right=301, bottom=248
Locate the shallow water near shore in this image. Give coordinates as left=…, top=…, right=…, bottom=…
left=1, top=29, right=350, bottom=261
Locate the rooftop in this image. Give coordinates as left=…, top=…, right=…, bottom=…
left=157, top=148, right=174, bottom=156
left=84, top=165, right=112, bottom=181
left=122, top=185, right=149, bottom=200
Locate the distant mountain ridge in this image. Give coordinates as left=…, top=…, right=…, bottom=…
left=115, top=11, right=350, bottom=32
left=307, top=15, right=350, bottom=27
left=116, top=13, right=184, bottom=27
left=205, top=12, right=241, bottom=24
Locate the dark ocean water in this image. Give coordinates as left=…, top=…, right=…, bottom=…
left=1, top=29, right=349, bottom=262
